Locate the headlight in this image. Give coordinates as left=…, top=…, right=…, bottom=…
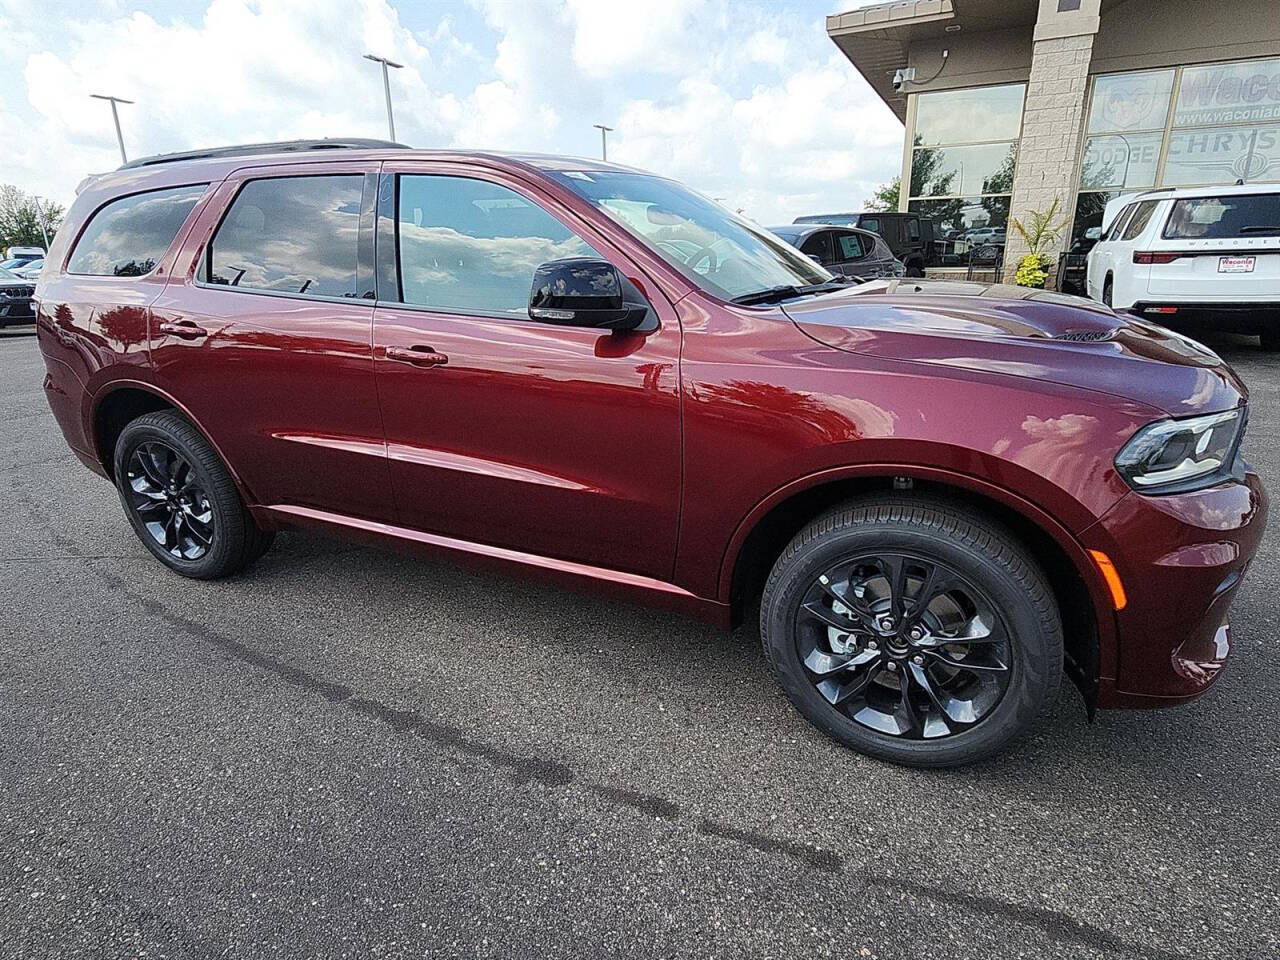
left=1115, top=409, right=1244, bottom=493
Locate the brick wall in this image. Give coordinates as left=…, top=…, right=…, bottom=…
left=1004, top=33, right=1095, bottom=286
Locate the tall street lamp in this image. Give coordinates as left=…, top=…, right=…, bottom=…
left=593, top=123, right=613, bottom=161
left=364, top=54, right=404, bottom=141
left=91, top=93, right=134, bottom=164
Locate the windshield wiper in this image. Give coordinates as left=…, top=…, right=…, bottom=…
left=1240, top=225, right=1280, bottom=234
left=731, top=280, right=852, bottom=306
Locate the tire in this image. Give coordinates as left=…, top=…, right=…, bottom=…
left=760, top=497, right=1062, bottom=768
left=1102, top=278, right=1113, bottom=308
left=905, top=260, right=925, bottom=278
left=113, top=410, right=274, bottom=579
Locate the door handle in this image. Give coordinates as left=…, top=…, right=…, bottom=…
left=158, top=320, right=208, bottom=340
left=386, top=345, right=449, bottom=367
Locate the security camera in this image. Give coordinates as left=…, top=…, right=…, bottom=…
left=892, top=67, right=916, bottom=92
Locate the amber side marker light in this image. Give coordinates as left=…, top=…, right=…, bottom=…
left=1089, top=549, right=1127, bottom=610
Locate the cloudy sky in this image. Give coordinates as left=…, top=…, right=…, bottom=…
left=0, top=0, right=902, bottom=223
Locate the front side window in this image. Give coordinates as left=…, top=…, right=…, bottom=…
left=800, top=232, right=833, bottom=262
left=68, top=184, right=206, bottom=277
left=1120, top=200, right=1161, bottom=240
left=1164, top=194, right=1280, bottom=239
left=395, top=175, right=599, bottom=316
left=550, top=170, right=830, bottom=300
left=1105, top=204, right=1137, bottom=240
left=208, top=175, right=364, bottom=298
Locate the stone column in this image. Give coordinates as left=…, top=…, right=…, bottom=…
left=1003, top=0, right=1101, bottom=286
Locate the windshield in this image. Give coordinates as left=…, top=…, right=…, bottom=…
left=549, top=170, right=831, bottom=300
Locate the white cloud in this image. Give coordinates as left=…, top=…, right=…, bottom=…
left=0, top=0, right=904, bottom=225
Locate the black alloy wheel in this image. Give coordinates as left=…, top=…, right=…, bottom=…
left=796, top=553, right=1011, bottom=739
left=114, top=410, right=274, bottom=579
left=760, top=498, right=1062, bottom=767
left=125, top=441, right=216, bottom=560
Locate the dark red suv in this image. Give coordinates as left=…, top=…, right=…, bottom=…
left=36, top=140, right=1267, bottom=766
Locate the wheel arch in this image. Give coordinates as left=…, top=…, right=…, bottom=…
left=88, top=381, right=260, bottom=507
left=722, top=466, right=1112, bottom=712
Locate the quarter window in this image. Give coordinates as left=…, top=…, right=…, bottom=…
left=68, top=184, right=206, bottom=277
left=395, top=175, right=599, bottom=315
left=208, top=175, right=365, bottom=298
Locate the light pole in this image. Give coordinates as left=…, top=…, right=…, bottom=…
left=593, top=123, right=613, bottom=161
left=90, top=94, right=133, bottom=164
left=364, top=54, right=404, bottom=141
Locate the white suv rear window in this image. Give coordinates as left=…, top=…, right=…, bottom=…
left=1163, top=194, right=1280, bottom=240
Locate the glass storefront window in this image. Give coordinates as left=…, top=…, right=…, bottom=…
left=1174, top=57, right=1280, bottom=127
left=1087, top=69, right=1174, bottom=134
left=910, top=142, right=1018, bottom=197
left=1163, top=121, right=1280, bottom=185
left=914, top=83, right=1026, bottom=147
left=909, top=197, right=1011, bottom=265
left=1079, top=131, right=1163, bottom=190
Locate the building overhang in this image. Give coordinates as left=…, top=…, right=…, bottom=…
left=827, top=0, right=1039, bottom=120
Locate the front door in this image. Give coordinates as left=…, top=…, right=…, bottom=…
left=154, top=165, right=395, bottom=521
left=371, top=167, right=682, bottom=580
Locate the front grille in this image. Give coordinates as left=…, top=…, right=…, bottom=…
left=1, top=286, right=34, bottom=299
left=1053, top=329, right=1113, bottom=342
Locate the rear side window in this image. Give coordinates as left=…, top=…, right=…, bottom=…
left=1163, top=194, right=1280, bottom=240
left=907, top=218, right=921, bottom=241
left=1120, top=200, right=1161, bottom=241
left=1104, top=204, right=1136, bottom=241
left=208, top=175, right=365, bottom=298
left=860, top=217, right=881, bottom=234
left=835, top=232, right=866, bottom=261
left=67, top=184, right=206, bottom=277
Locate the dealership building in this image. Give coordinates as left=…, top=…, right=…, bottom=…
left=827, top=0, right=1280, bottom=280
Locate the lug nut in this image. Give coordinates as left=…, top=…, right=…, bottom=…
left=866, top=641, right=878, bottom=651
left=886, top=661, right=897, bottom=672
left=912, top=655, right=924, bottom=666
left=909, top=627, right=924, bottom=641
left=880, top=617, right=895, bottom=630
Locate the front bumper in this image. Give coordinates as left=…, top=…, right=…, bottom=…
left=0, top=296, right=34, bottom=325
left=1086, top=467, right=1268, bottom=708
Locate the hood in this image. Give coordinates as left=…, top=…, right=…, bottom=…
left=782, top=279, right=1246, bottom=418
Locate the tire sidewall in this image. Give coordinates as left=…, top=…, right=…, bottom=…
left=763, top=518, right=1056, bottom=767
left=113, top=416, right=243, bottom=578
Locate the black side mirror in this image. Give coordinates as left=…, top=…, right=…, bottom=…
left=528, top=258, right=650, bottom=331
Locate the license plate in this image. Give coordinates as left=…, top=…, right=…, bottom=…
left=1219, top=256, right=1256, bottom=273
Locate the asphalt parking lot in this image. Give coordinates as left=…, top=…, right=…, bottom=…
left=1, top=324, right=1277, bottom=960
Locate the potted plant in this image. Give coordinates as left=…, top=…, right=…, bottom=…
left=1010, top=197, right=1067, bottom=288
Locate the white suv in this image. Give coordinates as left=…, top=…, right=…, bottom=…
left=1086, top=184, right=1280, bottom=349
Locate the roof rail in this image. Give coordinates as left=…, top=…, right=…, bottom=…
left=118, top=138, right=409, bottom=170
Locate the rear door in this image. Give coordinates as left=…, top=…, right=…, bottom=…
left=153, top=163, right=396, bottom=521
left=1145, top=192, right=1280, bottom=303
left=830, top=229, right=874, bottom=277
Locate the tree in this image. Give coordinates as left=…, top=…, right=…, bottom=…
left=865, top=178, right=900, bottom=212
left=0, top=185, right=64, bottom=252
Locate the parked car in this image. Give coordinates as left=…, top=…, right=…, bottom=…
left=0, top=266, right=35, bottom=327
left=767, top=224, right=905, bottom=280
left=3, top=245, right=45, bottom=265
left=1087, top=184, right=1280, bottom=349
left=794, top=212, right=935, bottom=276
left=37, top=141, right=1266, bottom=767
left=14, top=258, right=44, bottom=280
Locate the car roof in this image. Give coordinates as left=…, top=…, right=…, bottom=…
left=77, top=140, right=656, bottom=196
left=1127, top=183, right=1280, bottom=202
left=768, top=224, right=878, bottom=241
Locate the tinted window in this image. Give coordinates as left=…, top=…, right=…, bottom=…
left=907, top=218, right=921, bottom=241
left=860, top=217, right=880, bottom=234
left=835, top=232, right=866, bottom=261
left=396, top=176, right=599, bottom=316
left=1105, top=204, right=1138, bottom=240
left=208, top=175, right=364, bottom=298
left=800, top=231, right=833, bottom=262
left=1164, top=194, right=1280, bottom=239
left=68, top=184, right=205, bottom=277
left=1120, top=200, right=1161, bottom=240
